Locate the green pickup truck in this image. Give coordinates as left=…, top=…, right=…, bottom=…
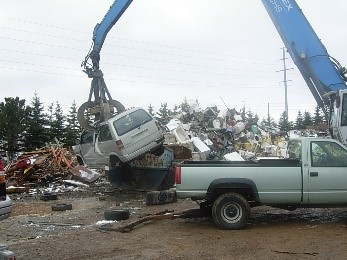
left=175, top=138, right=347, bottom=229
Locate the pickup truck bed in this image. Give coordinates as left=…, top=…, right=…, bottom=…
left=175, top=138, right=347, bottom=229
left=176, top=159, right=302, bottom=205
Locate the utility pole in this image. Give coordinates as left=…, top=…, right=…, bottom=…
left=278, top=47, right=293, bottom=117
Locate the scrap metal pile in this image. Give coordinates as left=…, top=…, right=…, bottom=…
left=3, top=143, right=100, bottom=192
left=159, top=103, right=290, bottom=161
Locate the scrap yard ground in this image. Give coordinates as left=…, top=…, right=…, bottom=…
left=1, top=190, right=347, bottom=260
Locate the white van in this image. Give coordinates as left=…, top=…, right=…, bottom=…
left=73, top=107, right=164, bottom=168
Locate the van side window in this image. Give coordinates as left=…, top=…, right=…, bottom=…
left=311, top=141, right=347, bottom=167
left=114, top=109, right=152, bottom=136
left=98, top=125, right=113, bottom=142
left=81, top=130, right=94, bottom=144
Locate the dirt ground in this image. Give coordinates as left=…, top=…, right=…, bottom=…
left=1, top=187, right=347, bottom=260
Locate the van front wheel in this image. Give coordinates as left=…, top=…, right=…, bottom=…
left=212, top=192, right=250, bottom=230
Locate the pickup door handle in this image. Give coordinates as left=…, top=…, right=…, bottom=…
left=310, top=172, right=319, bottom=177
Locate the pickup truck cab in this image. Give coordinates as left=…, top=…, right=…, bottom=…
left=73, top=107, right=164, bottom=169
left=175, top=137, right=347, bottom=229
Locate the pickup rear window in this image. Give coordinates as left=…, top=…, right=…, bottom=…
left=287, top=140, right=302, bottom=160
left=113, top=109, right=152, bottom=136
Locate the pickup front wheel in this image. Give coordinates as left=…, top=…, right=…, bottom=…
left=212, top=193, right=250, bottom=230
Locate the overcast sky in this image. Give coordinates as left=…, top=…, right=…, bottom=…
left=1, top=0, right=347, bottom=121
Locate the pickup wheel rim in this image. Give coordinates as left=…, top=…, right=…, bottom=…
left=212, top=192, right=250, bottom=229
left=222, top=202, right=242, bottom=223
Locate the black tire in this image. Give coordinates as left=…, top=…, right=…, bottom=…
left=52, top=203, right=73, bottom=211
left=40, top=193, right=58, bottom=201
left=104, top=209, right=130, bottom=221
left=108, top=99, right=126, bottom=114
left=212, top=193, right=250, bottom=230
left=77, top=101, right=96, bottom=131
left=146, top=189, right=177, bottom=205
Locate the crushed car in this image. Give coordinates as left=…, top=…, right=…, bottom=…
left=73, top=107, right=164, bottom=169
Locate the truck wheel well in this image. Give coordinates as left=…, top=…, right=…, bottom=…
left=206, top=178, right=259, bottom=205
left=210, top=188, right=255, bottom=203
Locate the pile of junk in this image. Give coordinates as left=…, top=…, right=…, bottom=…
left=2, top=103, right=326, bottom=194
left=110, top=104, right=291, bottom=191
left=159, top=105, right=289, bottom=163
left=2, top=143, right=102, bottom=195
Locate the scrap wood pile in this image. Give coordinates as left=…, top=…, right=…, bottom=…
left=4, top=144, right=96, bottom=190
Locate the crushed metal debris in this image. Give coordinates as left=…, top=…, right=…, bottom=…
left=3, top=143, right=102, bottom=194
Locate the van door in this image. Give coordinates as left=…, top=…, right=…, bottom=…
left=97, top=123, right=116, bottom=166
left=79, top=129, right=97, bottom=166
left=308, top=141, right=347, bottom=204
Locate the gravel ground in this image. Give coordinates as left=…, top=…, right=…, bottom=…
left=1, top=186, right=347, bottom=260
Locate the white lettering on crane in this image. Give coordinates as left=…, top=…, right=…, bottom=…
left=269, top=0, right=283, bottom=13
left=269, top=0, right=293, bottom=13
left=281, top=0, right=293, bottom=11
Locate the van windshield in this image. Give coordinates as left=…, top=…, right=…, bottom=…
left=113, top=109, right=152, bottom=136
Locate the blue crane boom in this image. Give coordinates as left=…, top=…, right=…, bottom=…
left=261, top=0, right=347, bottom=108
left=78, top=0, right=133, bottom=130
left=87, top=0, right=133, bottom=71
left=261, top=0, right=347, bottom=144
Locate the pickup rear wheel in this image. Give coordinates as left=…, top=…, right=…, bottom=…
left=212, top=193, right=250, bottom=230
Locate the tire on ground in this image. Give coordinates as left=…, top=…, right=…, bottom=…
left=146, top=189, right=177, bottom=205
left=40, top=193, right=58, bottom=201
left=212, top=192, right=250, bottom=230
left=104, top=209, right=130, bottom=221
left=52, top=203, right=73, bottom=211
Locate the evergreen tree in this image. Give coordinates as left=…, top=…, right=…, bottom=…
left=278, top=111, right=293, bottom=133
left=253, top=113, right=260, bottom=124
left=156, top=102, right=171, bottom=124
left=172, top=104, right=179, bottom=114
left=148, top=103, right=155, bottom=116
left=23, top=93, right=50, bottom=151
left=260, top=113, right=276, bottom=130
left=241, top=106, right=246, bottom=121
left=179, top=98, right=190, bottom=114
left=313, top=106, right=324, bottom=126
left=49, top=101, right=66, bottom=143
left=0, top=97, right=30, bottom=159
left=303, top=111, right=313, bottom=128
left=295, top=110, right=304, bottom=130
left=246, top=110, right=259, bottom=124
left=246, top=110, right=253, bottom=122
left=64, top=100, right=80, bottom=147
